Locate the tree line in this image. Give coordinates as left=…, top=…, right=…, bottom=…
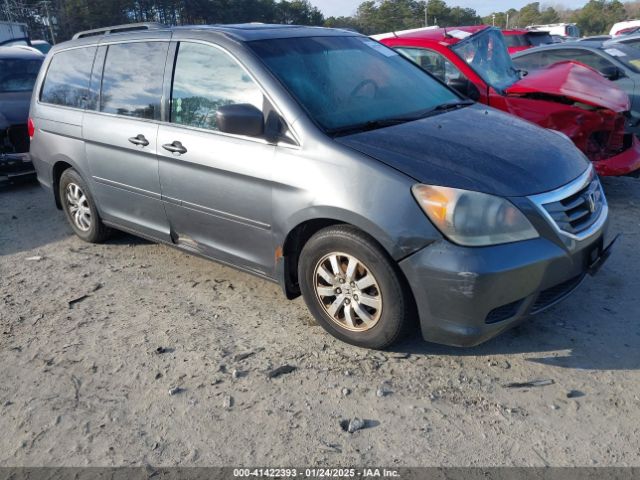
left=480, top=0, right=631, bottom=36
left=326, top=0, right=640, bottom=36
left=2, top=0, right=640, bottom=43
left=1, top=0, right=323, bottom=42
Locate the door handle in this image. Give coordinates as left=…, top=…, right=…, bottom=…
left=162, top=141, right=187, bottom=155
left=128, top=134, right=149, bottom=147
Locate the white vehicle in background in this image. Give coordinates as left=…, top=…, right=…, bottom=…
left=370, top=25, right=438, bottom=41
left=610, top=20, right=640, bottom=36
left=0, top=21, right=30, bottom=46
left=528, top=23, right=580, bottom=38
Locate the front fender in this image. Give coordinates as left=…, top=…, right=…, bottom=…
left=282, top=205, right=426, bottom=261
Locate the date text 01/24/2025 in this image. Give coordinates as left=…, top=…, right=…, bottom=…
left=232, top=468, right=400, bottom=478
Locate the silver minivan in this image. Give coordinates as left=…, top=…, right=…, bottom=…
left=29, top=23, right=613, bottom=349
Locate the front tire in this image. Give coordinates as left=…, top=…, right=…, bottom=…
left=59, top=168, right=111, bottom=243
left=299, top=225, right=411, bottom=349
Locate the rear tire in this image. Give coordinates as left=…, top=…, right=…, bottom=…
left=59, top=168, right=111, bottom=243
left=298, top=225, right=411, bottom=349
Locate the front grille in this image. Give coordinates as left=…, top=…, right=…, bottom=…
left=1, top=124, right=29, bottom=154
left=540, top=175, right=605, bottom=236
left=531, top=274, right=584, bottom=313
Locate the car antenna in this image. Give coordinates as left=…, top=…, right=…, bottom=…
left=443, top=26, right=452, bottom=38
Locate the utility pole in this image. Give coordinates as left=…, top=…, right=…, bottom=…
left=506, top=13, right=509, bottom=29
left=41, top=0, right=55, bottom=44
left=424, top=1, right=428, bottom=27
left=3, top=0, right=14, bottom=22
left=492, top=13, right=495, bottom=26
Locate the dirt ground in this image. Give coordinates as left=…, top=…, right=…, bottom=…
left=1, top=176, right=639, bottom=468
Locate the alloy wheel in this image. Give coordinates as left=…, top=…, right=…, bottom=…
left=313, top=252, right=382, bottom=332
left=65, top=182, right=92, bottom=232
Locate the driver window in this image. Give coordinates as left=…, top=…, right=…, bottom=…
left=171, top=42, right=264, bottom=131
left=396, top=47, right=469, bottom=88
left=548, top=49, right=614, bottom=73
left=512, top=52, right=546, bottom=71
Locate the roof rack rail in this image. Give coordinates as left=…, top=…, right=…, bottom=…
left=72, top=22, right=166, bottom=40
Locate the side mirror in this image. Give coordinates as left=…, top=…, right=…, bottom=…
left=216, top=103, right=264, bottom=137
left=601, top=65, right=624, bottom=81
left=448, top=78, right=481, bottom=101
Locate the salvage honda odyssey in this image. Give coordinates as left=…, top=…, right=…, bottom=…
left=29, top=23, right=614, bottom=349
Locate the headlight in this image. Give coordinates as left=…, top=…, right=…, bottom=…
left=412, top=185, right=539, bottom=246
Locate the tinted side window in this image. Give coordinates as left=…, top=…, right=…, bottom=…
left=100, top=42, right=168, bottom=120
left=515, top=49, right=614, bottom=73
left=41, top=47, right=96, bottom=108
left=528, top=33, right=553, bottom=46
left=512, top=52, right=547, bottom=71
left=396, top=47, right=467, bottom=84
left=550, top=49, right=614, bottom=72
left=171, top=42, right=263, bottom=131
left=503, top=35, right=527, bottom=48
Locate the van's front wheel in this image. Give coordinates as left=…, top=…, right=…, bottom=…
left=59, top=169, right=111, bottom=243
left=299, top=225, right=410, bottom=349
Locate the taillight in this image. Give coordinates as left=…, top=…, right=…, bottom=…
left=28, top=118, right=35, bottom=139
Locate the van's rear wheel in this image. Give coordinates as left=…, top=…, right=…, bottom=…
left=59, top=169, right=111, bottom=243
left=299, top=225, right=410, bottom=349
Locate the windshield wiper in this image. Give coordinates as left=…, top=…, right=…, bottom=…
left=329, top=100, right=474, bottom=137
left=328, top=117, right=421, bottom=136
left=430, top=99, right=475, bottom=112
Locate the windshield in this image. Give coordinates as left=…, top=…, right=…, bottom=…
left=249, top=36, right=460, bottom=133
left=0, top=58, right=42, bottom=92
left=452, top=28, right=520, bottom=91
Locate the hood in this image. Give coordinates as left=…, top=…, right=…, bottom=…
left=0, top=91, right=32, bottom=129
left=506, top=61, right=629, bottom=112
left=335, top=104, right=589, bottom=197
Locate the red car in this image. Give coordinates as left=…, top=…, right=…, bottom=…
left=378, top=25, right=640, bottom=176
left=502, top=28, right=554, bottom=54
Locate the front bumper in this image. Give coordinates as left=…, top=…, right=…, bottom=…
left=399, top=220, right=612, bottom=347
left=592, top=134, right=640, bottom=176
left=0, top=152, right=35, bottom=183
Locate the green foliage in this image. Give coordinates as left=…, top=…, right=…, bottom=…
left=1, top=0, right=324, bottom=42
left=482, top=0, right=632, bottom=34
left=325, top=0, right=481, bottom=35
left=481, top=2, right=558, bottom=28
left=4, top=0, right=640, bottom=42
left=571, top=0, right=627, bottom=35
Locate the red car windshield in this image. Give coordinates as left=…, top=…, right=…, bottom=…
left=452, top=28, right=521, bottom=91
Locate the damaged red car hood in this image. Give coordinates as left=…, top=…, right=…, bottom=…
left=506, top=61, right=629, bottom=112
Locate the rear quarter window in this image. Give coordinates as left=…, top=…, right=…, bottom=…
left=40, top=47, right=97, bottom=108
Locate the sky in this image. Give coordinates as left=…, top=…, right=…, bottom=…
left=312, top=0, right=588, bottom=17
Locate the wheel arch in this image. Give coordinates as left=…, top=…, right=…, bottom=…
left=277, top=206, right=412, bottom=300
left=51, top=156, right=81, bottom=210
